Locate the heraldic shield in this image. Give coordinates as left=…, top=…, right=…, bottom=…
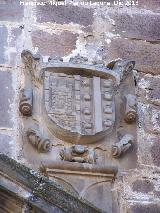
left=20, top=47, right=136, bottom=213
left=43, top=65, right=116, bottom=144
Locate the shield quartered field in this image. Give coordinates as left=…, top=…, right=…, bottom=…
left=43, top=65, right=116, bottom=144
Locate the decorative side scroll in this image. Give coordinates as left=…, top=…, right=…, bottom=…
left=124, top=94, right=137, bottom=123
left=19, top=89, right=33, bottom=116
left=26, top=129, right=51, bottom=153
left=112, top=134, right=134, bottom=158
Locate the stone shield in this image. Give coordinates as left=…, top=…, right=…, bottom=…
left=43, top=69, right=115, bottom=144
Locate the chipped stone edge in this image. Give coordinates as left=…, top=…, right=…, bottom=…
left=0, top=153, right=102, bottom=213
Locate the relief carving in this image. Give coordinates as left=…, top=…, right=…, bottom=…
left=21, top=50, right=41, bottom=73
left=19, top=89, right=33, bottom=116
left=112, top=60, right=135, bottom=81
left=21, top=50, right=137, bottom=212
left=21, top=50, right=42, bottom=84
left=112, top=134, right=134, bottom=158
left=26, top=129, right=51, bottom=153
left=60, top=145, right=97, bottom=164
left=44, top=72, right=115, bottom=144
left=69, top=54, right=88, bottom=64
left=124, top=94, right=137, bottom=123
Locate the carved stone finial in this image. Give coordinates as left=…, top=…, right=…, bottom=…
left=21, top=50, right=41, bottom=81
left=60, top=145, right=96, bottom=164
left=48, top=56, right=63, bottom=62
left=92, top=60, right=105, bottom=66
left=112, top=134, right=134, bottom=158
left=19, top=89, right=33, bottom=116
left=113, top=60, right=135, bottom=81
left=120, top=60, right=135, bottom=76
left=124, top=94, right=137, bottom=123
left=69, top=54, right=88, bottom=64
left=26, top=129, right=51, bottom=153
left=21, top=50, right=40, bottom=69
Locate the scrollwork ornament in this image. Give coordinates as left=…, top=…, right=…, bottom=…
left=26, top=129, right=51, bottom=153
left=19, top=89, right=33, bottom=116
left=124, top=94, right=137, bottom=123
left=112, top=134, right=134, bottom=158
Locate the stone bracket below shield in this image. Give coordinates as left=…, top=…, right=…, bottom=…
left=40, top=161, right=118, bottom=180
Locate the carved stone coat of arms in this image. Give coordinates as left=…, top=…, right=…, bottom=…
left=44, top=70, right=115, bottom=144
left=20, top=50, right=137, bottom=212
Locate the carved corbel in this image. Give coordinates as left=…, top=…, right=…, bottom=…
left=26, top=129, right=51, bottom=153
left=112, top=134, right=134, bottom=158
left=60, top=145, right=97, bottom=164
left=124, top=94, right=137, bottom=123
left=19, top=89, right=33, bottom=116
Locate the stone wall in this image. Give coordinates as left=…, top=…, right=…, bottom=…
left=0, top=0, right=160, bottom=212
